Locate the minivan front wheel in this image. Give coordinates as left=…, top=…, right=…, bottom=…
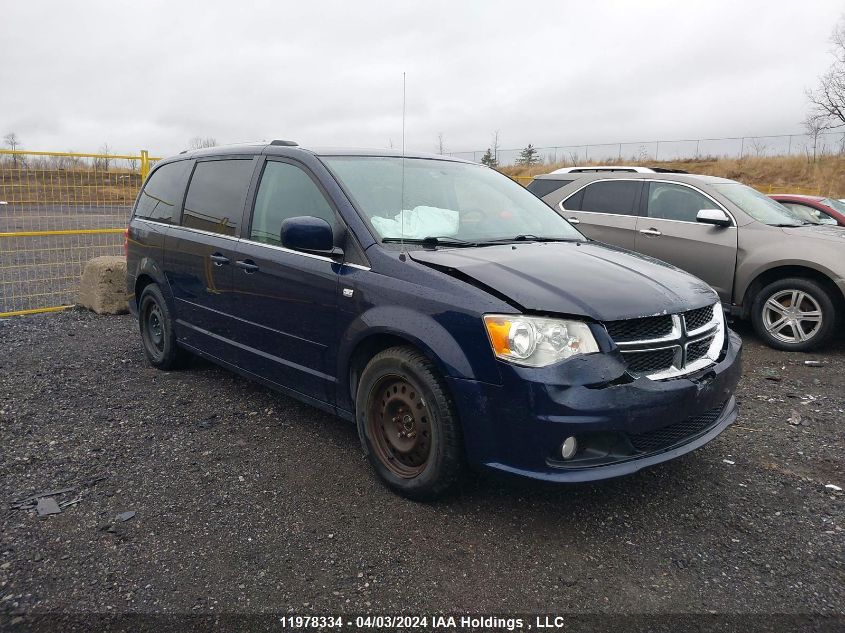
left=355, top=346, right=464, bottom=500
left=138, top=284, right=189, bottom=370
left=751, top=278, right=837, bottom=351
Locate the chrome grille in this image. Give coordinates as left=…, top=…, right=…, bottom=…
left=686, top=338, right=711, bottom=364
left=604, top=315, right=673, bottom=342
left=684, top=305, right=714, bottom=332
left=605, top=303, right=724, bottom=380
left=623, top=348, right=676, bottom=374
left=629, top=402, right=726, bottom=452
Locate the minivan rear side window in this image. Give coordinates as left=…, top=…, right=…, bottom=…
left=578, top=180, right=641, bottom=215
left=182, top=159, right=254, bottom=236
left=134, top=160, right=192, bottom=223
left=250, top=161, right=336, bottom=246
left=526, top=178, right=574, bottom=198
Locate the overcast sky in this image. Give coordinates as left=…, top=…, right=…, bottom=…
left=1, top=0, right=841, bottom=158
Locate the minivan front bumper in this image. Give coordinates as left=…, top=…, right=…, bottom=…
left=447, top=330, right=742, bottom=483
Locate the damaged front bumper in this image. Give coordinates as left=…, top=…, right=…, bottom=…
left=447, top=330, right=742, bottom=483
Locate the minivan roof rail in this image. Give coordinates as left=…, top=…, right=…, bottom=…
left=270, top=139, right=299, bottom=146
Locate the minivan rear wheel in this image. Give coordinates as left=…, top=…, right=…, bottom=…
left=750, top=277, right=837, bottom=351
left=139, top=284, right=190, bottom=370
left=355, top=346, right=464, bottom=500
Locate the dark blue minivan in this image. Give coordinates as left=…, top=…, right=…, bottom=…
left=127, top=141, right=742, bottom=499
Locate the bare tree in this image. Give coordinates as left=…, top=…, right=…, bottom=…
left=92, top=143, right=113, bottom=171
left=807, top=17, right=845, bottom=129
left=803, top=114, right=825, bottom=163
left=491, top=130, right=500, bottom=164
left=3, top=132, right=20, bottom=166
left=188, top=136, right=218, bottom=150
left=436, top=133, right=446, bottom=155
left=749, top=138, right=768, bottom=157
left=3, top=132, right=20, bottom=151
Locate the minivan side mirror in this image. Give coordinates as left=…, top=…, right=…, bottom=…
left=280, top=216, right=343, bottom=259
left=696, top=209, right=731, bottom=227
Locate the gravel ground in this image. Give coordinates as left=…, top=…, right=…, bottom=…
left=0, top=310, right=843, bottom=629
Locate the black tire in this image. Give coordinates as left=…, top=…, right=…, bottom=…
left=750, top=277, right=838, bottom=352
left=355, top=346, right=464, bottom=500
left=138, top=284, right=190, bottom=370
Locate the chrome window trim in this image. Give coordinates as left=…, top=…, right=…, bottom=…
left=131, top=222, right=372, bottom=270
left=239, top=237, right=371, bottom=270
left=133, top=218, right=171, bottom=228
left=560, top=209, right=639, bottom=220
left=559, top=177, right=737, bottom=227
left=168, top=224, right=239, bottom=241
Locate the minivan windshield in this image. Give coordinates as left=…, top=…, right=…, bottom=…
left=712, top=183, right=807, bottom=226
left=323, top=156, right=584, bottom=245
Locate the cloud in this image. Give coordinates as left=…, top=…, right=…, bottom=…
left=0, top=0, right=840, bottom=158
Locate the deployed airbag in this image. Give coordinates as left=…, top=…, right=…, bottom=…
left=371, top=206, right=459, bottom=239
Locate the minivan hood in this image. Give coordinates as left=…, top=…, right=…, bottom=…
left=409, top=241, right=718, bottom=321
left=780, top=225, right=845, bottom=242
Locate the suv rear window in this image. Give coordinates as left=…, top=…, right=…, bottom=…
left=526, top=178, right=573, bottom=198
left=182, top=159, right=254, bottom=236
left=134, top=160, right=191, bottom=223
left=576, top=180, right=641, bottom=215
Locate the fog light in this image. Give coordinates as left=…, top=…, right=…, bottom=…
left=561, top=436, right=578, bottom=460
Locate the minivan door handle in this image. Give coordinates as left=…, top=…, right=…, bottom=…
left=235, top=259, right=260, bottom=273
left=209, top=253, right=230, bottom=266
left=568, top=217, right=580, bottom=224
left=639, top=228, right=662, bottom=237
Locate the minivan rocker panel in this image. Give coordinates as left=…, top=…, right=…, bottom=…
left=127, top=143, right=742, bottom=499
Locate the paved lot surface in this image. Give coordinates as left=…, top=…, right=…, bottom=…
left=1, top=310, right=843, bottom=625
left=0, top=205, right=128, bottom=314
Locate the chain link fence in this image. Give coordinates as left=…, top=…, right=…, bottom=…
left=0, top=150, right=158, bottom=316
left=449, top=131, right=845, bottom=166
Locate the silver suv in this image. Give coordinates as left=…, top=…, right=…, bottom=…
left=527, top=172, right=845, bottom=351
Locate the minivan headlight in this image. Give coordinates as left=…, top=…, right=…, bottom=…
left=483, top=315, right=600, bottom=367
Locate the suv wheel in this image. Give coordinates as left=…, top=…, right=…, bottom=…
left=138, top=284, right=190, bottom=369
left=751, top=277, right=837, bottom=351
left=355, top=346, right=464, bottom=500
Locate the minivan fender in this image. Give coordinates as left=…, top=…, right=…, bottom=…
left=130, top=256, right=175, bottom=315
left=336, top=306, right=501, bottom=412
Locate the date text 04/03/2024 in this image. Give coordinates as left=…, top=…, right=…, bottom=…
left=278, top=615, right=574, bottom=629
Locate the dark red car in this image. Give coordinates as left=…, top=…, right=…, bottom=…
left=769, top=194, right=845, bottom=226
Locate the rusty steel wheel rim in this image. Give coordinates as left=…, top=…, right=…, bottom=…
left=142, top=299, right=165, bottom=359
left=367, top=375, right=432, bottom=479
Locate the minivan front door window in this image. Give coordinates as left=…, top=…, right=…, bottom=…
left=251, top=161, right=337, bottom=245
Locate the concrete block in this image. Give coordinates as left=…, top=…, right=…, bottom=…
left=78, top=256, right=128, bottom=315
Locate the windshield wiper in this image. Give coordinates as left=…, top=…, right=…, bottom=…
left=487, top=234, right=579, bottom=243
left=381, top=236, right=480, bottom=247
